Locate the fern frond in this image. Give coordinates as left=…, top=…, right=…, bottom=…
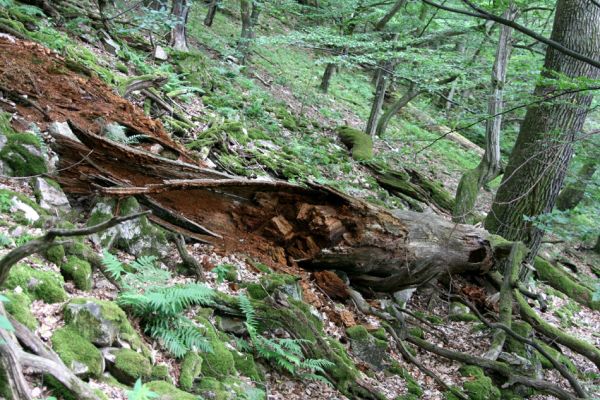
left=130, top=255, right=157, bottom=271
left=102, top=250, right=125, bottom=280
left=238, top=294, right=258, bottom=331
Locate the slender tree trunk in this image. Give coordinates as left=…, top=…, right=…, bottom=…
left=484, top=0, right=600, bottom=263
left=204, top=0, right=219, bottom=26
left=453, top=5, right=518, bottom=223
left=375, top=83, right=421, bottom=136
left=237, top=0, right=261, bottom=64
left=170, top=0, right=189, bottom=52
left=320, top=63, right=336, bottom=93
left=365, top=61, right=393, bottom=136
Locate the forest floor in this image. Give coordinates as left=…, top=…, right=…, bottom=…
left=0, top=2, right=599, bottom=400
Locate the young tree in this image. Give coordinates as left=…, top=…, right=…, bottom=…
left=170, top=0, right=190, bottom=51
left=237, top=0, right=262, bottom=64
left=453, top=4, right=518, bottom=223
left=484, top=0, right=600, bottom=261
left=204, top=0, right=219, bottom=27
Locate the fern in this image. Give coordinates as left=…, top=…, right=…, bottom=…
left=102, top=250, right=125, bottom=280
left=237, top=294, right=334, bottom=382
left=127, top=379, right=158, bottom=400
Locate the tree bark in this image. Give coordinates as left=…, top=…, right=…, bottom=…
left=320, top=63, right=336, bottom=93
left=170, top=0, right=190, bottom=52
left=555, top=159, right=597, bottom=211
left=237, top=0, right=261, bottom=64
left=375, top=83, right=421, bottom=137
left=453, top=5, right=518, bottom=223
left=365, top=61, right=393, bottom=136
left=484, top=0, right=600, bottom=262
left=204, top=0, right=220, bottom=26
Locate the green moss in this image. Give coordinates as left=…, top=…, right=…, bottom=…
left=370, top=328, right=387, bottom=341
left=45, top=244, right=66, bottom=266
left=151, top=364, right=171, bottom=381
left=113, top=349, right=152, bottom=383
left=52, top=325, right=103, bottom=378
left=534, top=257, right=599, bottom=310
left=196, top=377, right=231, bottom=400
left=179, top=352, right=202, bottom=391
left=3, top=263, right=67, bottom=303
left=61, top=256, right=92, bottom=291
left=535, top=341, right=578, bottom=374
left=0, top=120, right=46, bottom=176
left=197, top=317, right=236, bottom=378
left=458, top=365, right=500, bottom=400
left=246, top=273, right=298, bottom=300
left=0, top=363, right=13, bottom=400
left=346, top=325, right=369, bottom=340
left=337, top=126, right=373, bottom=161
left=64, top=298, right=147, bottom=354
left=389, top=363, right=423, bottom=397
left=3, top=292, right=38, bottom=330
left=145, top=381, right=198, bottom=400
left=232, top=351, right=263, bottom=382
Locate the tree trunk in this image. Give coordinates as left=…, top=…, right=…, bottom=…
left=453, top=5, right=518, bottom=223
left=484, top=0, right=600, bottom=262
left=375, top=83, right=421, bottom=137
left=365, top=62, right=393, bottom=136
left=204, top=0, right=219, bottom=26
left=237, top=0, right=261, bottom=64
left=555, top=160, right=597, bottom=211
left=170, top=0, right=189, bottom=52
left=320, top=63, right=336, bottom=93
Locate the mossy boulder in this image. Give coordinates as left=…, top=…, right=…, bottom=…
left=246, top=273, right=300, bottom=300
left=337, top=126, right=373, bottom=161
left=31, top=177, right=71, bottom=212
left=232, top=351, right=263, bottom=382
left=145, top=380, right=198, bottom=400
left=346, top=325, right=388, bottom=370
left=87, top=197, right=168, bottom=257
left=3, top=291, right=38, bottom=330
left=0, top=113, right=47, bottom=177
left=60, top=256, right=92, bottom=291
left=196, top=317, right=236, bottom=378
left=449, top=302, right=478, bottom=322
left=45, top=244, right=66, bottom=266
left=3, top=264, right=67, bottom=303
left=63, top=298, right=147, bottom=353
left=179, top=352, right=202, bottom=391
left=458, top=365, right=500, bottom=400
left=51, top=325, right=104, bottom=378
left=0, top=188, right=47, bottom=226
left=104, top=348, right=152, bottom=385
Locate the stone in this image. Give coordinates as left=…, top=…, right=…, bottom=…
left=48, top=121, right=81, bottom=143
left=10, top=196, right=39, bottom=222
left=449, top=301, right=478, bottom=322
left=32, top=177, right=71, bottom=212
left=52, top=325, right=105, bottom=378
left=154, top=45, right=168, bottom=61
left=216, top=316, right=246, bottom=335
left=346, top=325, right=388, bottom=371
left=102, top=348, right=152, bottom=385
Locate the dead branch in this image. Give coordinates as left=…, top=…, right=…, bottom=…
left=169, top=233, right=205, bottom=281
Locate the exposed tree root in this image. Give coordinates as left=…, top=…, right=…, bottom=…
left=515, top=292, right=600, bottom=370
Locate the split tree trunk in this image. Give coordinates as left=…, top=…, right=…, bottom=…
left=170, top=0, right=190, bottom=52
left=453, top=5, right=518, bottom=223
left=365, top=61, right=393, bottom=136
left=237, top=0, right=261, bottom=64
left=375, top=83, right=421, bottom=137
left=485, top=0, right=600, bottom=261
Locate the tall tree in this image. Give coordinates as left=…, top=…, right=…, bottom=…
left=205, top=0, right=220, bottom=26
left=453, top=4, right=518, bottom=223
left=484, top=0, right=600, bottom=261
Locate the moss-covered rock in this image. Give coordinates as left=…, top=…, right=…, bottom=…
left=87, top=197, right=168, bottom=257
left=449, top=302, right=478, bottom=322
left=346, top=325, right=388, bottom=370
left=63, top=298, right=147, bottom=353
left=45, top=244, right=66, bottom=266
left=246, top=273, right=300, bottom=300
left=151, top=364, right=172, bottom=382
left=3, top=291, right=38, bottom=330
left=0, top=113, right=47, bottom=177
left=232, top=351, right=263, bottom=382
left=196, top=318, right=236, bottom=378
left=52, top=325, right=104, bottom=378
left=337, top=126, right=373, bottom=161
left=179, top=352, right=202, bottom=391
left=105, top=348, right=152, bottom=385
left=3, top=264, right=67, bottom=303
left=389, top=362, right=423, bottom=398
left=145, top=380, right=198, bottom=400
left=458, top=365, right=500, bottom=400
left=61, top=256, right=92, bottom=291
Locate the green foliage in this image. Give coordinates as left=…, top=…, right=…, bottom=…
left=238, top=294, right=334, bottom=382
left=127, top=379, right=159, bottom=400
left=110, top=252, right=215, bottom=358
left=0, top=233, right=12, bottom=248
left=0, top=294, right=14, bottom=345
left=3, top=292, right=37, bottom=330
